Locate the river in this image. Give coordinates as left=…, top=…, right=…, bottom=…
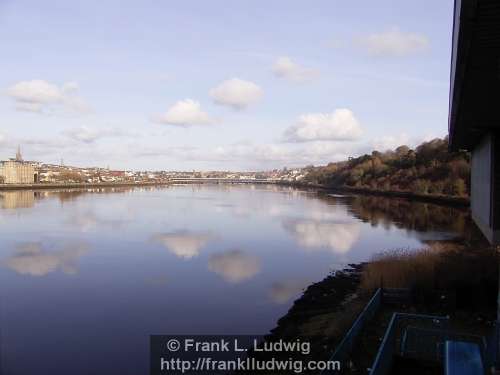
left=0, top=185, right=469, bottom=374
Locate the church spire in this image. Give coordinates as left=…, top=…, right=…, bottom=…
left=15, top=145, right=22, bottom=161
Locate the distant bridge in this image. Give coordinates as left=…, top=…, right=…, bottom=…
left=170, top=178, right=281, bottom=184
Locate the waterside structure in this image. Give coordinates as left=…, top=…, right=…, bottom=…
left=0, top=147, right=38, bottom=184
left=448, top=0, right=500, bottom=245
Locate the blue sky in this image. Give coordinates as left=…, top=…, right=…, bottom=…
left=0, top=0, right=454, bottom=171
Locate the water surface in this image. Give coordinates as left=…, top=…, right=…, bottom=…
left=0, top=185, right=468, bottom=374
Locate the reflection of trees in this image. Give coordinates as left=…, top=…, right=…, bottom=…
left=336, top=195, right=470, bottom=236
left=55, top=190, right=89, bottom=203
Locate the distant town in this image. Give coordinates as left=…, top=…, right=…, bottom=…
left=0, top=147, right=308, bottom=185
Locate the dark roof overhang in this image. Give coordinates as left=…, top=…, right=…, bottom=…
left=448, top=0, right=500, bottom=151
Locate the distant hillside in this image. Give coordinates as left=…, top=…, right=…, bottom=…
left=304, top=137, right=470, bottom=198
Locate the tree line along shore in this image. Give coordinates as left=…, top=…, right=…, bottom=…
left=301, top=136, right=470, bottom=203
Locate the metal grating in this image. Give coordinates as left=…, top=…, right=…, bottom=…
left=401, top=326, right=486, bottom=363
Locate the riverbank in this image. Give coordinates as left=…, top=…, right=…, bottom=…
left=266, top=264, right=368, bottom=362
left=265, top=243, right=497, bottom=369
left=0, top=181, right=171, bottom=191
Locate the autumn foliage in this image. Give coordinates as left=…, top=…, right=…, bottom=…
left=304, top=137, right=470, bottom=197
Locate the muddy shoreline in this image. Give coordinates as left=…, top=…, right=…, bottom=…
left=265, top=264, right=368, bottom=362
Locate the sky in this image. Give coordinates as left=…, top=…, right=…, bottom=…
left=0, top=0, right=454, bottom=171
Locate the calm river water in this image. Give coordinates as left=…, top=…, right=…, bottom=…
left=0, top=185, right=469, bottom=374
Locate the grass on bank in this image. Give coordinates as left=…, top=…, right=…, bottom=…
left=361, top=243, right=497, bottom=311
left=281, top=243, right=497, bottom=342
left=361, top=245, right=449, bottom=291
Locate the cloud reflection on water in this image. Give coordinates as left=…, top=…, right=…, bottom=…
left=268, top=280, right=309, bottom=304
left=283, top=219, right=361, bottom=254
left=68, top=210, right=132, bottom=232
left=208, top=250, right=260, bottom=283
left=4, top=241, right=89, bottom=277
left=153, top=231, right=214, bottom=259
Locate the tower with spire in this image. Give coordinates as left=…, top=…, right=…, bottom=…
left=15, top=145, right=23, bottom=162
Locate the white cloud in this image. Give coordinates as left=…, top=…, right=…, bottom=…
left=272, top=56, right=319, bottom=82
left=209, top=78, right=263, bottom=110
left=371, top=134, right=411, bottom=152
left=64, top=127, right=102, bottom=143
left=210, top=143, right=292, bottom=163
left=8, top=80, right=61, bottom=103
left=357, top=28, right=429, bottom=57
left=133, top=139, right=364, bottom=170
left=15, top=102, right=44, bottom=113
left=370, top=133, right=438, bottom=152
left=63, top=126, right=128, bottom=143
left=62, top=81, right=80, bottom=93
left=153, top=99, right=213, bottom=126
left=6, top=80, right=90, bottom=114
left=153, top=231, right=214, bottom=259
left=299, top=141, right=358, bottom=161
left=283, top=109, right=363, bottom=143
left=208, top=250, right=260, bottom=283
left=63, top=96, right=90, bottom=113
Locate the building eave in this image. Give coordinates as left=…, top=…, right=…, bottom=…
left=448, top=0, right=500, bottom=151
